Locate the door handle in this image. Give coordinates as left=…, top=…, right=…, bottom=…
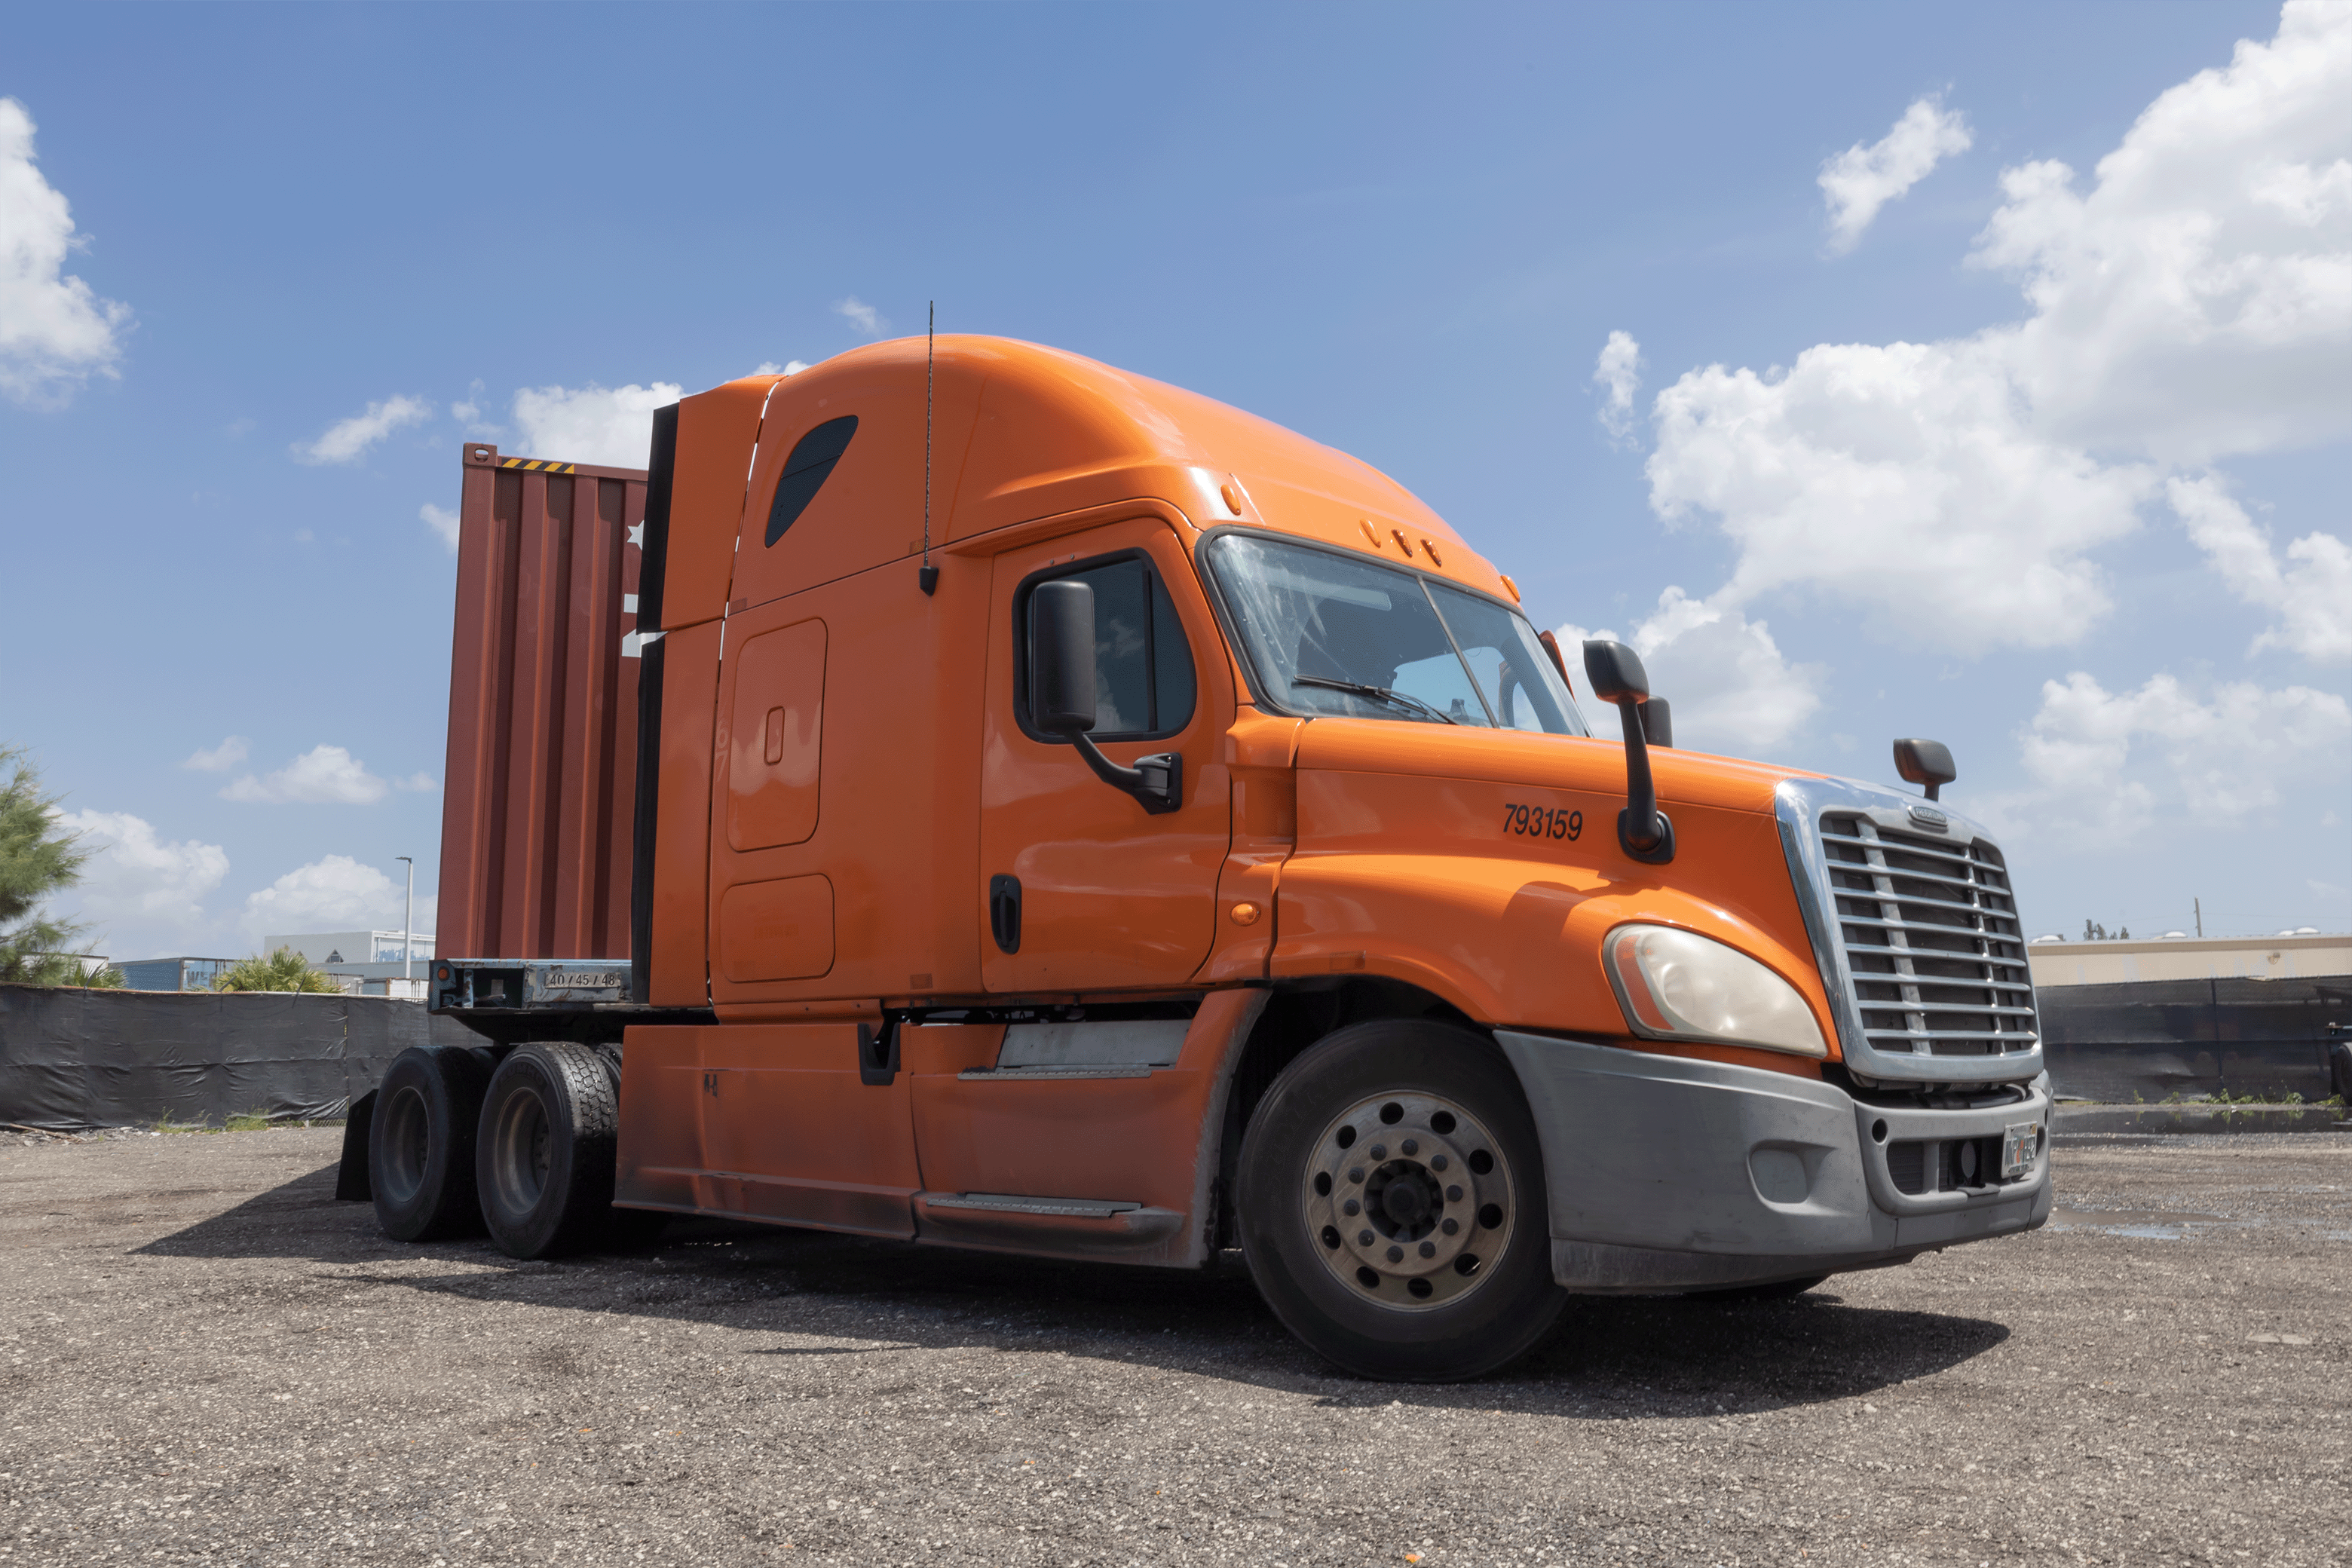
left=989, top=874, right=1022, bottom=954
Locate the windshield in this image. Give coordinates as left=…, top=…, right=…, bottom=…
left=1204, top=533, right=1589, bottom=734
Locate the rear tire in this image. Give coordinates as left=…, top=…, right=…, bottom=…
left=369, top=1046, right=491, bottom=1242
left=1236, top=1018, right=1564, bottom=1381
left=477, top=1042, right=626, bottom=1260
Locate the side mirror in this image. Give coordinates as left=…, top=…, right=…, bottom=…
left=1892, top=737, right=1955, bottom=801
left=1027, top=577, right=1183, bottom=816
left=1535, top=629, right=1575, bottom=696
left=1030, top=580, right=1098, bottom=736
left=1640, top=697, right=1672, bottom=749
left=1580, top=640, right=1674, bottom=865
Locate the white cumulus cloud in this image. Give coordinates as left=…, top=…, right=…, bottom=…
left=220, top=744, right=396, bottom=805
left=1971, top=1, right=2352, bottom=463
left=241, top=856, right=430, bottom=939
left=47, top=810, right=229, bottom=951
left=834, top=296, right=884, bottom=335
left=510, top=381, right=683, bottom=468
left=421, top=502, right=461, bottom=553
left=295, top=394, right=433, bottom=465
left=1649, top=339, right=2151, bottom=650
left=1557, top=589, right=1824, bottom=754
left=0, top=96, right=132, bottom=405
left=754, top=360, right=812, bottom=377
left=1592, top=331, right=1642, bottom=448
left=1993, top=669, right=2350, bottom=847
left=1820, top=96, right=1973, bottom=253
left=2168, top=474, right=2351, bottom=663
left=1641, top=2, right=2352, bottom=657
left=180, top=735, right=249, bottom=772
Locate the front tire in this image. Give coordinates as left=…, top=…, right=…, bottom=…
left=1236, top=1019, right=1564, bottom=1381
left=370, top=1046, right=490, bottom=1242
left=477, top=1042, right=626, bottom=1260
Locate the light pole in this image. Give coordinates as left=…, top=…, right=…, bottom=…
left=395, top=856, right=414, bottom=983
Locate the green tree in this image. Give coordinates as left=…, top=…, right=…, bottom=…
left=0, top=743, right=103, bottom=987
left=210, top=948, right=346, bottom=994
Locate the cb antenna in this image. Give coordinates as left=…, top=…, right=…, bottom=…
left=917, top=301, right=939, bottom=596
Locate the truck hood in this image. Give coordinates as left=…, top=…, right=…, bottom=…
left=1291, top=716, right=1812, bottom=815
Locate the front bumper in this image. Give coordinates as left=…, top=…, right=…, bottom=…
left=1495, top=1032, right=2051, bottom=1293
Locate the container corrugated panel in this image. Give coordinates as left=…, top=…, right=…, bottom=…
left=437, top=443, right=648, bottom=959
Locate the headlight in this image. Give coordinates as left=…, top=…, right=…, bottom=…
left=1602, top=923, right=1827, bottom=1058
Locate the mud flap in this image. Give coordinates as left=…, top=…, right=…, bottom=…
left=336, top=1089, right=377, bottom=1202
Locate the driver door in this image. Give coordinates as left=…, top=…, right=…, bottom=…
left=978, top=519, right=1230, bottom=992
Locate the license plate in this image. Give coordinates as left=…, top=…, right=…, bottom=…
left=2001, top=1120, right=2040, bottom=1179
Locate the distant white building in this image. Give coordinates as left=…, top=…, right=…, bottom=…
left=262, top=929, right=436, bottom=984
left=2025, top=931, right=2349, bottom=988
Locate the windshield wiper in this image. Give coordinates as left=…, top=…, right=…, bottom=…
left=1291, top=673, right=1458, bottom=724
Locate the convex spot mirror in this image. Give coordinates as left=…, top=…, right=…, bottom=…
left=1580, top=639, right=1650, bottom=705
left=1893, top=737, right=1956, bottom=801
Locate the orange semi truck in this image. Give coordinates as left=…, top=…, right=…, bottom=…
left=351, top=335, right=2050, bottom=1381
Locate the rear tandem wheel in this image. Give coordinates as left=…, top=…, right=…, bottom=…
left=368, top=1046, right=491, bottom=1242
left=477, top=1041, right=663, bottom=1259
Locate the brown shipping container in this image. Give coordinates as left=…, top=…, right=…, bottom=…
left=437, top=443, right=648, bottom=960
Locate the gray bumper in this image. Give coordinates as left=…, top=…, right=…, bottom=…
left=1495, top=1032, right=2052, bottom=1294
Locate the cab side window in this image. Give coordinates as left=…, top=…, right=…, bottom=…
left=1022, top=556, right=1196, bottom=740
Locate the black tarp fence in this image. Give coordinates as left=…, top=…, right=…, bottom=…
left=3, top=977, right=2344, bottom=1131
left=0, top=985, right=485, bottom=1130
left=2038, top=975, right=2348, bottom=1102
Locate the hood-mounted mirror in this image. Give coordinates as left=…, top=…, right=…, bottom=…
left=1892, top=738, right=1956, bottom=802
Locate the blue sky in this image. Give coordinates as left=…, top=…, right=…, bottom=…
left=4, top=0, right=2344, bottom=960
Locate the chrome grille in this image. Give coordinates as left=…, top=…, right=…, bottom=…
left=1818, top=813, right=2038, bottom=1057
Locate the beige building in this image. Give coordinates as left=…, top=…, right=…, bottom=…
left=2026, top=932, right=2350, bottom=988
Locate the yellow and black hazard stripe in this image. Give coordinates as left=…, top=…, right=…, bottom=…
left=498, top=458, right=576, bottom=473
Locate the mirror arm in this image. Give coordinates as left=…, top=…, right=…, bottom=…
left=1069, top=732, right=1184, bottom=816
left=1609, top=699, right=1676, bottom=865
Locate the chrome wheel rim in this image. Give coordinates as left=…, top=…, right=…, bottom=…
left=1300, top=1090, right=1516, bottom=1310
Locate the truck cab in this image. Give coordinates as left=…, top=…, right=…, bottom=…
left=385, top=335, right=2049, bottom=1381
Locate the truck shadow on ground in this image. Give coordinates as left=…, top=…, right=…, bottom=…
left=137, top=1160, right=2009, bottom=1417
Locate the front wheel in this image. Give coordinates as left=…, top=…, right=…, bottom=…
left=1236, top=1019, right=1564, bottom=1381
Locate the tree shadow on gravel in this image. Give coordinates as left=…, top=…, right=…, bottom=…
left=138, top=1159, right=2009, bottom=1417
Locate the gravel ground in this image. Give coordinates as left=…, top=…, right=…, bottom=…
left=2, top=1125, right=2346, bottom=1566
